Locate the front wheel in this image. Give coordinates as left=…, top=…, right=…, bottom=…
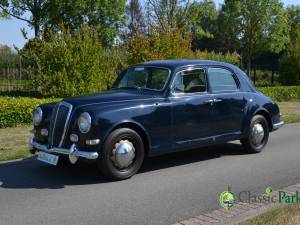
left=241, top=115, right=269, bottom=153
left=97, top=128, right=145, bottom=180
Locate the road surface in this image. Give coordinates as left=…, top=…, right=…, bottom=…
left=0, top=124, right=299, bottom=225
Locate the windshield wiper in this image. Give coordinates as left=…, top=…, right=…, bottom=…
left=111, top=85, right=143, bottom=90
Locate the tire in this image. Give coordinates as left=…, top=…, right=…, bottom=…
left=241, top=115, right=269, bottom=153
left=97, top=128, right=145, bottom=180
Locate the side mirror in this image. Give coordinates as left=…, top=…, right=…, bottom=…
left=168, top=85, right=184, bottom=97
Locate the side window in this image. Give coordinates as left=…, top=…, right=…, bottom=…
left=207, top=68, right=238, bottom=92
left=173, top=69, right=207, bottom=93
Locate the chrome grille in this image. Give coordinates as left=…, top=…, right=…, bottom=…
left=49, top=102, right=73, bottom=147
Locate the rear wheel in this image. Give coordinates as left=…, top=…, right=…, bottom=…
left=97, top=128, right=145, bottom=180
left=241, top=115, right=269, bottom=153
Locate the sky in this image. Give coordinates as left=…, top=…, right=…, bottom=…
left=0, top=0, right=299, bottom=49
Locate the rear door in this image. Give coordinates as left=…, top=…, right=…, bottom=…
left=207, top=67, right=246, bottom=136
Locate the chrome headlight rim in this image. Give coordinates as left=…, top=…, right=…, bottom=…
left=78, top=112, right=92, bottom=134
left=33, top=107, right=43, bottom=126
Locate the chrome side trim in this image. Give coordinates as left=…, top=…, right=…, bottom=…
left=29, top=138, right=98, bottom=160
left=272, top=121, right=284, bottom=131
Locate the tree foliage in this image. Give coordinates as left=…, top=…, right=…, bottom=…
left=127, top=0, right=146, bottom=36
left=0, top=0, right=48, bottom=36
left=124, top=29, right=240, bottom=66
left=279, top=40, right=300, bottom=85
left=46, top=0, right=126, bottom=46
left=0, top=0, right=126, bottom=46
left=286, top=5, right=300, bottom=45
left=218, top=0, right=290, bottom=73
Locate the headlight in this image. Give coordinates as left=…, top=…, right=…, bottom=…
left=78, top=112, right=91, bottom=133
left=33, top=107, right=43, bottom=126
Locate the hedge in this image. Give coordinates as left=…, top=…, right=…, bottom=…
left=258, top=86, right=300, bottom=102
left=0, top=86, right=299, bottom=128
left=0, top=97, right=59, bottom=128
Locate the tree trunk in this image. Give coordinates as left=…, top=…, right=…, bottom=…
left=246, top=50, right=251, bottom=77
left=34, top=23, right=39, bottom=37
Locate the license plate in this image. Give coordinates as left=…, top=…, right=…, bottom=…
left=37, top=152, right=59, bottom=166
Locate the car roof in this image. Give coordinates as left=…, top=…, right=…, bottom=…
left=134, top=59, right=235, bottom=70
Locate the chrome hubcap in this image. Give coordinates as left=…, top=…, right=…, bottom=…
left=251, top=123, right=265, bottom=146
left=111, top=140, right=135, bottom=169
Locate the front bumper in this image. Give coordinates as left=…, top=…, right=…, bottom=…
left=29, top=137, right=99, bottom=160
left=272, top=121, right=284, bottom=131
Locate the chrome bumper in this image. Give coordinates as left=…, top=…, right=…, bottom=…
left=272, top=121, right=284, bottom=131
left=29, top=138, right=99, bottom=160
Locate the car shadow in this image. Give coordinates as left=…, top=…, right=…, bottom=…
left=0, top=142, right=246, bottom=189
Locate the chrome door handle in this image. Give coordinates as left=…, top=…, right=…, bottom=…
left=205, top=99, right=214, bottom=104
left=213, top=99, right=223, bottom=103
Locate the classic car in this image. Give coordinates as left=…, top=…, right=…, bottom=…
left=29, top=60, right=284, bottom=180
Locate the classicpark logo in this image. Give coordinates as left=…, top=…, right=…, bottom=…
left=219, top=186, right=300, bottom=210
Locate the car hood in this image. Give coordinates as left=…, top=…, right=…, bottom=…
left=63, top=89, right=159, bottom=107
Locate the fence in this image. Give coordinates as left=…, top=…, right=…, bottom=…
left=0, top=56, right=35, bottom=93
left=0, top=60, right=280, bottom=96
left=248, top=65, right=279, bottom=86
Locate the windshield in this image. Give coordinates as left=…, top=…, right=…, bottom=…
left=112, top=67, right=170, bottom=91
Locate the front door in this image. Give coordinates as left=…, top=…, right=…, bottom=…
left=170, top=68, right=214, bottom=148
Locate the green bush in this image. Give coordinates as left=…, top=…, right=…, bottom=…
left=258, top=86, right=300, bottom=101
left=0, top=97, right=58, bottom=128
left=20, top=26, right=122, bottom=97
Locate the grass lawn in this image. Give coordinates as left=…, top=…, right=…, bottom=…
left=278, top=102, right=300, bottom=124
left=239, top=205, right=300, bottom=225
left=0, top=125, right=31, bottom=161
left=0, top=102, right=299, bottom=162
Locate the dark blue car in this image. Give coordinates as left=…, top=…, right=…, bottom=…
left=29, top=60, right=284, bottom=180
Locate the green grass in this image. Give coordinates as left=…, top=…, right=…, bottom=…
left=239, top=205, right=300, bottom=225
left=0, top=125, right=31, bottom=161
left=278, top=102, right=300, bottom=124
left=0, top=79, right=33, bottom=85
left=283, top=115, right=300, bottom=124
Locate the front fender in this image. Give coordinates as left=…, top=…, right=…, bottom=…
left=74, top=99, right=159, bottom=153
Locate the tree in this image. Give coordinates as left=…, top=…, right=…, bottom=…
left=0, top=0, right=48, bottom=36
left=279, top=40, right=300, bottom=85
left=189, top=0, right=219, bottom=51
left=127, top=0, right=146, bottom=36
left=286, top=5, right=300, bottom=45
left=218, top=0, right=290, bottom=74
left=146, top=0, right=194, bottom=31
left=46, top=0, right=126, bottom=47
left=0, top=0, right=126, bottom=46
left=216, top=0, right=242, bottom=52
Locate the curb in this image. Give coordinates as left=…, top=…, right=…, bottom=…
left=0, top=156, right=34, bottom=164
left=173, top=183, right=300, bottom=225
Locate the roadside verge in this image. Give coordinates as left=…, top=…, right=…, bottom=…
left=173, top=183, right=300, bottom=225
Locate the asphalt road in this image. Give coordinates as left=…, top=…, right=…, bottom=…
left=0, top=124, right=299, bottom=225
